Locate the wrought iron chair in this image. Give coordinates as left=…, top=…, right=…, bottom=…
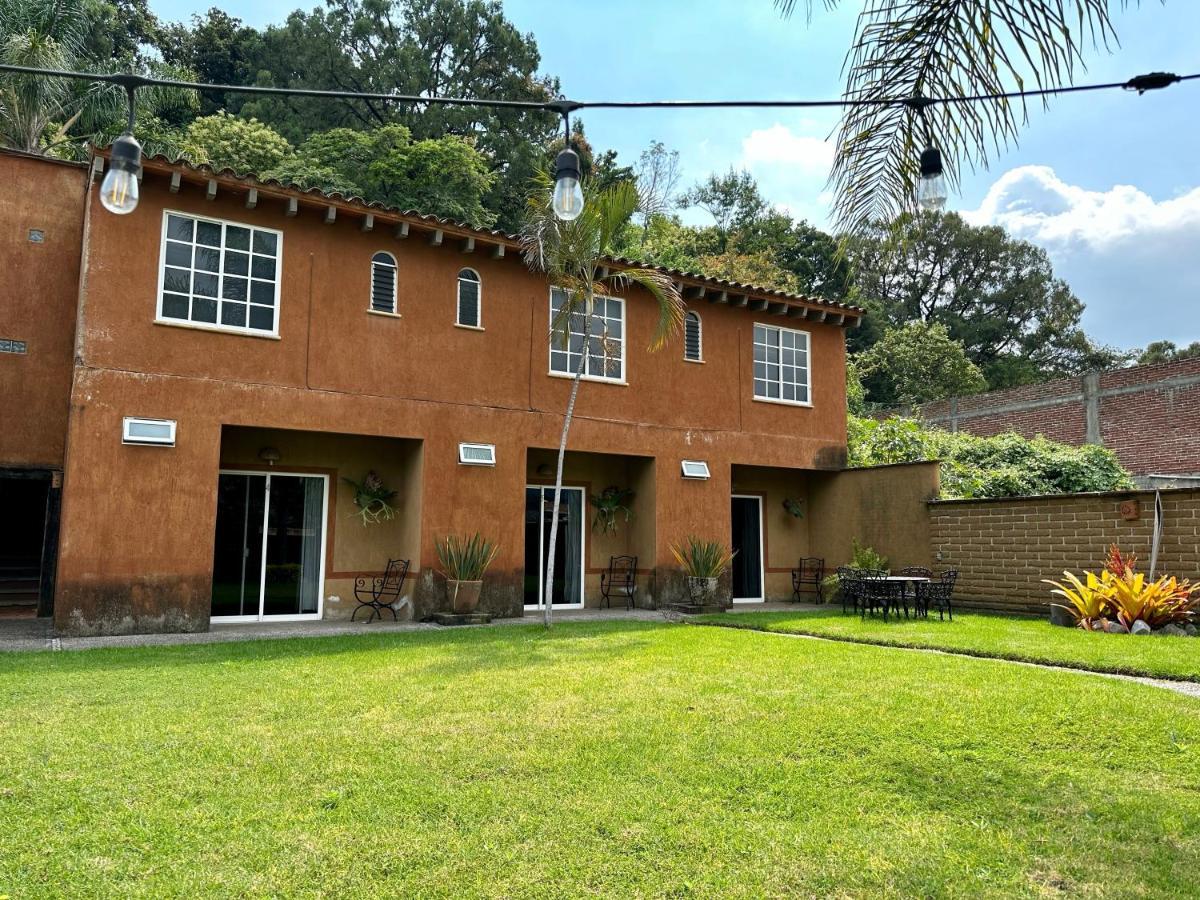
left=791, top=557, right=825, bottom=601
left=895, top=566, right=933, bottom=617
left=600, top=555, right=637, bottom=610
left=837, top=566, right=863, bottom=615
left=353, top=558, right=410, bottom=622
left=918, top=569, right=958, bottom=621
left=859, top=568, right=901, bottom=619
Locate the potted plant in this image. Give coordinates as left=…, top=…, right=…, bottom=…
left=435, top=533, right=499, bottom=614
left=342, top=470, right=398, bottom=526
left=589, top=485, right=635, bottom=534
left=670, top=536, right=736, bottom=605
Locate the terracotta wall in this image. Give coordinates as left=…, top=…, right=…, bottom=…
left=0, top=153, right=85, bottom=469
left=808, top=462, right=940, bottom=573
left=929, top=488, right=1200, bottom=613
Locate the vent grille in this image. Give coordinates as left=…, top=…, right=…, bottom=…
left=684, top=312, right=702, bottom=361
left=371, top=254, right=396, bottom=313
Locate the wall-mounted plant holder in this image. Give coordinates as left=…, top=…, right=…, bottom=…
left=783, top=497, right=805, bottom=519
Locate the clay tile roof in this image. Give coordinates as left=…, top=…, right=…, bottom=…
left=130, top=150, right=863, bottom=321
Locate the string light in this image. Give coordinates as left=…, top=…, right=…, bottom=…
left=0, top=63, right=1192, bottom=219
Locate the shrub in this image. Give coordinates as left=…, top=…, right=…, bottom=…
left=1046, top=544, right=1199, bottom=630
left=435, top=534, right=499, bottom=582
left=670, top=537, right=736, bottom=579
left=848, top=415, right=1133, bottom=500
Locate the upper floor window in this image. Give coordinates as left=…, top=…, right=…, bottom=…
left=457, top=268, right=481, bottom=328
left=753, top=323, right=810, bottom=405
left=370, top=252, right=397, bottom=314
left=549, top=288, right=624, bottom=382
left=683, top=311, right=703, bottom=362
left=158, top=212, right=280, bottom=336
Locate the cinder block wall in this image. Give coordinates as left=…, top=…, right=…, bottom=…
left=929, top=488, right=1200, bottom=613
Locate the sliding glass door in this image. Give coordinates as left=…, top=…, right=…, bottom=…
left=523, top=485, right=585, bottom=610
left=212, top=471, right=327, bottom=622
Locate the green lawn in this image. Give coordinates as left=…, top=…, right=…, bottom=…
left=2, top=621, right=1199, bottom=898
left=697, top=609, right=1200, bottom=682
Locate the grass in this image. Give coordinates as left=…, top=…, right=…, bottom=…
left=695, top=608, right=1200, bottom=682
left=1, top=620, right=1199, bottom=897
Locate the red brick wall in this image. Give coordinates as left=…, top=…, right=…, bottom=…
left=909, top=358, right=1200, bottom=477
left=928, top=489, right=1200, bottom=613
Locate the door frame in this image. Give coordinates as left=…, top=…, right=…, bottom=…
left=523, top=484, right=587, bottom=611
left=211, top=469, right=329, bottom=623
left=731, top=493, right=766, bottom=604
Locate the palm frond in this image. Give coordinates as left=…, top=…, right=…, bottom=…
left=603, top=267, right=685, bottom=351
left=785, top=1, right=1125, bottom=233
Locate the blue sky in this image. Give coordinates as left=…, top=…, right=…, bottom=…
left=150, top=0, right=1200, bottom=350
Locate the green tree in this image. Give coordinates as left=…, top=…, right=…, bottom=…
left=632, top=140, right=681, bottom=240
left=264, top=124, right=495, bottom=225
left=181, top=112, right=292, bottom=173
left=847, top=211, right=1124, bottom=386
left=1136, top=340, right=1200, bottom=366
left=521, top=176, right=684, bottom=625
left=777, top=2, right=1156, bottom=233
left=158, top=8, right=264, bottom=116
left=856, top=321, right=987, bottom=408
left=680, top=167, right=767, bottom=252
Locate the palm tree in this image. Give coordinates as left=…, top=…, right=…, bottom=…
left=521, top=175, right=685, bottom=626
left=776, top=1, right=1145, bottom=233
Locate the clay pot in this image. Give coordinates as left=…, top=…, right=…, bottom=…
left=448, top=579, right=483, bottom=614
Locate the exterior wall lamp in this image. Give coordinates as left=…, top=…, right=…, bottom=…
left=99, top=78, right=144, bottom=216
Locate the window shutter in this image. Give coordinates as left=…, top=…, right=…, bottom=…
left=457, top=270, right=480, bottom=327
left=371, top=254, right=396, bottom=313
left=684, top=312, right=702, bottom=361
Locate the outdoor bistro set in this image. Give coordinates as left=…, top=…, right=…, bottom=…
left=792, top=558, right=958, bottom=620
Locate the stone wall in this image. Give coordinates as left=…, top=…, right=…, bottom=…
left=928, top=488, right=1200, bottom=613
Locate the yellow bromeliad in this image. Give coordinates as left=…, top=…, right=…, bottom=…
left=1044, top=570, right=1116, bottom=630
left=1108, top=571, right=1199, bottom=630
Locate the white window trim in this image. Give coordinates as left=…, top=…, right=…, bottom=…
left=752, top=322, right=813, bottom=408
left=456, top=267, right=483, bottom=329
left=369, top=251, right=398, bottom=315
left=683, top=310, right=704, bottom=363
left=547, top=287, right=626, bottom=384
left=458, top=442, right=497, bottom=466
left=155, top=209, right=283, bottom=339
left=122, top=416, right=177, bottom=446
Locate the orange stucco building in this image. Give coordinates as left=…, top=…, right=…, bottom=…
left=2, top=147, right=935, bottom=637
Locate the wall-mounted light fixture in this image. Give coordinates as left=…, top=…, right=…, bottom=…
left=680, top=460, right=710, bottom=480
left=122, top=417, right=176, bottom=446
left=258, top=447, right=282, bottom=466
left=459, top=442, right=497, bottom=466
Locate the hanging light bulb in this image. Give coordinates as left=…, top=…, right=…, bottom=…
left=552, top=147, right=583, bottom=221
left=916, top=143, right=947, bottom=211
left=100, top=132, right=142, bottom=215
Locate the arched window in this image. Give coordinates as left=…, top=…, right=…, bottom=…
left=457, top=268, right=482, bottom=328
left=683, top=311, right=703, bottom=361
left=370, top=251, right=397, bottom=314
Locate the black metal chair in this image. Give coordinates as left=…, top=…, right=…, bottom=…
left=353, top=558, right=410, bottom=622
left=837, top=566, right=861, bottom=615
left=791, top=557, right=825, bottom=601
left=859, top=569, right=902, bottom=619
left=918, top=569, right=958, bottom=621
left=895, top=566, right=933, bottom=618
left=600, top=555, right=637, bottom=610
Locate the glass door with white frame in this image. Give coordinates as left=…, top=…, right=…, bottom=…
left=212, top=471, right=327, bottom=621
left=731, top=495, right=765, bottom=603
left=523, top=485, right=585, bottom=610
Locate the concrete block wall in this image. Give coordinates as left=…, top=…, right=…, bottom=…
left=929, top=488, right=1200, bottom=613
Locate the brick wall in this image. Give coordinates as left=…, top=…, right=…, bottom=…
left=907, top=358, right=1200, bottom=480
left=928, top=488, right=1200, bottom=613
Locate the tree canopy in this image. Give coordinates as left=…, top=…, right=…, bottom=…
left=856, top=321, right=987, bottom=408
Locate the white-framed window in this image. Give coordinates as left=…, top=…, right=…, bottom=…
left=457, top=268, right=481, bottom=328
left=681, top=459, right=710, bottom=479
left=753, top=323, right=811, bottom=405
left=157, top=211, right=281, bottom=336
left=122, top=417, right=176, bottom=446
left=683, top=311, right=703, bottom=362
left=549, top=288, right=625, bottom=382
left=370, top=252, right=397, bottom=314
left=458, top=442, right=496, bottom=466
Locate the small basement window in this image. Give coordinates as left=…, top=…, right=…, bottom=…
left=680, top=460, right=710, bottom=480
left=458, top=442, right=496, bottom=466
left=123, top=417, right=176, bottom=446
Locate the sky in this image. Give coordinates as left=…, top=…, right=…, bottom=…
left=148, top=0, right=1200, bottom=351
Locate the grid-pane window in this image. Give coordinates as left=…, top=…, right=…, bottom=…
left=753, top=323, right=810, bottom=404
left=371, top=252, right=397, bottom=313
left=457, top=268, right=481, bottom=327
left=549, top=288, right=624, bottom=381
left=159, top=212, right=280, bottom=335
left=684, top=311, right=702, bottom=361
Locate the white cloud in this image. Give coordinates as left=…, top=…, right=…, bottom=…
left=735, top=121, right=836, bottom=224
left=964, top=166, right=1200, bottom=348
left=740, top=123, right=834, bottom=174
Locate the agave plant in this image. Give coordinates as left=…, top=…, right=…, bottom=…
left=669, top=536, right=736, bottom=580
left=1044, top=570, right=1115, bottom=631
left=435, top=533, right=500, bottom=583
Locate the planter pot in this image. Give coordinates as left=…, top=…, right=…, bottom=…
left=448, top=579, right=483, bottom=614
left=686, top=576, right=719, bottom=605
left=1048, top=603, right=1075, bottom=628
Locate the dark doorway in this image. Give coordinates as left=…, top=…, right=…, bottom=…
left=730, top=495, right=764, bottom=602
left=0, top=470, right=59, bottom=618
